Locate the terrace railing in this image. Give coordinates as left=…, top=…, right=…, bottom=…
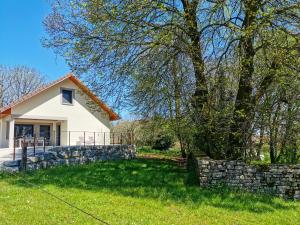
left=12, top=131, right=134, bottom=160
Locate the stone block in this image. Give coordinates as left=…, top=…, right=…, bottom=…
left=2, top=166, right=20, bottom=172
left=198, top=160, right=210, bottom=165
left=28, top=156, right=40, bottom=163
left=3, top=160, right=21, bottom=167
left=73, top=151, right=81, bottom=157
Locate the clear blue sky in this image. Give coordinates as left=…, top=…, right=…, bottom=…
left=0, top=0, right=70, bottom=80
left=0, top=0, right=132, bottom=119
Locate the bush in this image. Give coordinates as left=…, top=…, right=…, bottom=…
left=152, top=134, right=174, bottom=150
left=137, top=146, right=153, bottom=153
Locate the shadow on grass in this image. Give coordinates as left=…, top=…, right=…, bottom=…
left=1, top=158, right=297, bottom=214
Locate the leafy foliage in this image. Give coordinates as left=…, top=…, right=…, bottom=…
left=44, top=0, right=300, bottom=162
left=0, top=65, right=46, bottom=107
left=152, top=133, right=175, bottom=150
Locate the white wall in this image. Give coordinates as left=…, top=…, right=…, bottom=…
left=0, top=79, right=112, bottom=147
left=0, top=117, right=11, bottom=148
left=0, top=119, right=4, bottom=148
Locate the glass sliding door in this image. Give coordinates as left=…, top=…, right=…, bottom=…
left=56, top=124, right=61, bottom=146
left=14, top=124, right=34, bottom=138
left=40, top=125, right=51, bottom=146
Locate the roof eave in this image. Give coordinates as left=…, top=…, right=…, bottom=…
left=0, top=73, right=120, bottom=122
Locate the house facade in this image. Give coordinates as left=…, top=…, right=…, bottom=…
left=0, top=74, right=119, bottom=149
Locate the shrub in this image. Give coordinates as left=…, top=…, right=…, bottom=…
left=137, top=146, right=153, bottom=153
left=152, top=134, right=174, bottom=150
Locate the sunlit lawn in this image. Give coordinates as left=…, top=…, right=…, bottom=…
left=137, top=146, right=183, bottom=159
left=0, top=150, right=299, bottom=225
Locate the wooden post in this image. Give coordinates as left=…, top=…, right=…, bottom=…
left=104, top=132, right=106, bottom=146
left=84, top=131, right=86, bottom=146
left=53, top=130, right=56, bottom=147
left=121, top=133, right=123, bottom=145
left=113, top=133, right=115, bottom=145
left=94, top=132, right=96, bottom=147
left=20, top=136, right=27, bottom=171
left=33, top=134, right=36, bottom=156
left=44, top=136, right=46, bottom=152
left=13, top=136, right=16, bottom=161
left=69, top=131, right=71, bottom=147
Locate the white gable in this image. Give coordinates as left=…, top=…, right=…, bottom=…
left=11, top=79, right=111, bottom=133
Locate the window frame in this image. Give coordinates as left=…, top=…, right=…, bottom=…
left=6, top=121, right=10, bottom=140
left=14, top=124, right=34, bottom=138
left=61, top=88, right=75, bottom=105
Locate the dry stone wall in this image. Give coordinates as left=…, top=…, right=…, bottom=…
left=196, top=157, right=300, bottom=200
left=1, top=145, right=136, bottom=172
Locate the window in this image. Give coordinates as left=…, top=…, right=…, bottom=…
left=62, top=89, right=74, bottom=105
left=40, top=125, right=50, bottom=139
left=14, top=124, right=34, bottom=138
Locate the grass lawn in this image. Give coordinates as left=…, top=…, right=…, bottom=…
left=137, top=146, right=183, bottom=159
left=0, top=150, right=299, bottom=225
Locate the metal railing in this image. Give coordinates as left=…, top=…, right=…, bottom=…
left=12, top=131, right=134, bottom=160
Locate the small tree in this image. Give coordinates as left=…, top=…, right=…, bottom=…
left=152, top=134, right=175, bottom=151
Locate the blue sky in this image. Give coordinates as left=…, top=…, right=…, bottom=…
left=0, top=0, right=132, bottom=119
left=0, top=0, right=70, bottom=80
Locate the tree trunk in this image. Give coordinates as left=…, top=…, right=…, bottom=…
left=172, top=58, right=187, bottom=158
left=228, top=0, right=259, bottom=159
left=269, top=102, right=281, bottom=163
left=257, top=116, right=265, bottom=160
left=181, top=0, right=208, bottom=114
left=278, top=102, right=293, bottom=162
left=181, top=0, right=209, bottom=154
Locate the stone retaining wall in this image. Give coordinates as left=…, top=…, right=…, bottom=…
left=1, top=145, right=136, bottom=172
left=196, top=157, right=300, bottom=200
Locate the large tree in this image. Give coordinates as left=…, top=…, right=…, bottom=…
left=44, top=0, right=300, bottom=160
left=0, top=65, right=46, bottom=107
left=44, top=0, right=209, bottom=106
left=44, top=0, right=213, bottom=157
left=205, top=0, right=300, bottom=158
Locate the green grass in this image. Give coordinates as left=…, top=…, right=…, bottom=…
left=137, top=146, right=182, bottom=158
left=251, top=145, right=271, bottom=165
left=0, top=157, right=300, bottom=225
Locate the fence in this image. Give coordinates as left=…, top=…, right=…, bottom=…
left=12, top=131, right=134, bottom=160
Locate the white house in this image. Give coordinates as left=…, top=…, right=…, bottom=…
left=0, top=74, right=119, bottom=149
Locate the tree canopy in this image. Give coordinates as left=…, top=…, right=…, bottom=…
left=0, top=65, right=46, bottom=107
left=44, top=0, right=300, bottom=162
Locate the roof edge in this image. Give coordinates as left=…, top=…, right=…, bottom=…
left=0, top=73, right=120, bottom=121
